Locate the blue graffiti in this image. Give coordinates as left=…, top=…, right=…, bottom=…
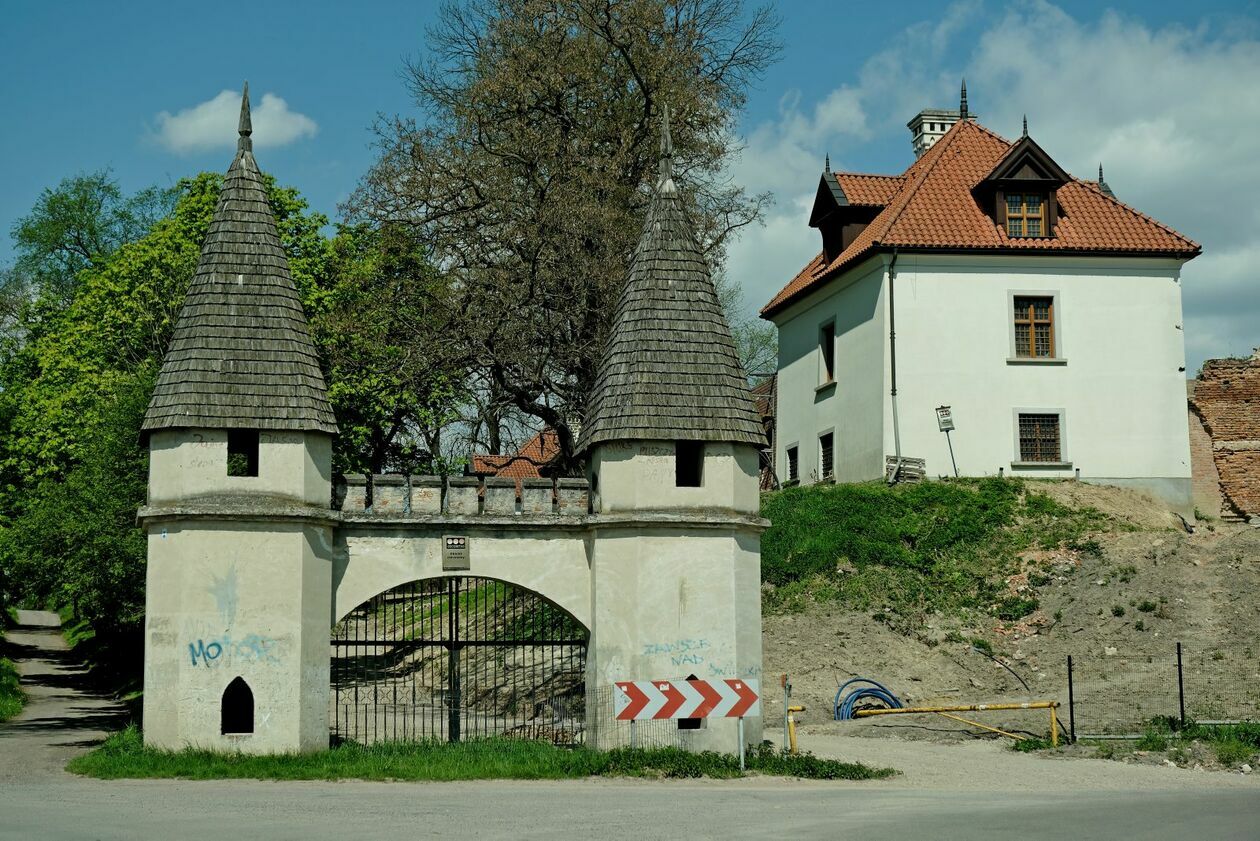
left=188, top=639, right=223, bottom=667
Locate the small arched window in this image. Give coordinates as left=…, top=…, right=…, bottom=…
left=221, top=676, right=254, bottom=735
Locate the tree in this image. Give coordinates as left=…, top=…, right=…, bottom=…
left=314, top=223, right=467, bottom=474
left=350, top=0, right=780, bottom=463
left=11, top=170, right=177, bottom=306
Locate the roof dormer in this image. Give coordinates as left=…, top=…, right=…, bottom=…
left=974, top=121, right=1071, bottom=239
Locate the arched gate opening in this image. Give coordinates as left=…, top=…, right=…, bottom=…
left=330, top=576, right=588, bottom=745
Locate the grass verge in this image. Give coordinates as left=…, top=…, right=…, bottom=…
left=0, top=653, right=24, bottom=722
left=69, top=726, right=896, bottom=782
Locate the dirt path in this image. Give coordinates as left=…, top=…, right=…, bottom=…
left=0, top=610, right=129, bottom=780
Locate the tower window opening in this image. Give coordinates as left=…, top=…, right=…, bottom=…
left=675, top=441, right=704, bottom=487
left=227, top=429, right=259, bottom=477
left=221, top=676, right=254, bottom=735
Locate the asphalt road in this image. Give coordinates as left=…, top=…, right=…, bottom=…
left=1, top=776, right=1258, bottom=841
left=3, top=610, right=1258, bottom=840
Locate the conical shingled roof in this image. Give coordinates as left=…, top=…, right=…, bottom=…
left=578, top=108, right=763, bottom=453
left=142, top=84, right=337, bottom=435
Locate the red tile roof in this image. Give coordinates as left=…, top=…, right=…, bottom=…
left=762, top=120, right=1201, bottom=318
left=470, top=428, right=561, bottom=479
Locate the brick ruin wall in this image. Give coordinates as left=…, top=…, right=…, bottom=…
left=1189, top=355, right=1260, bottom=518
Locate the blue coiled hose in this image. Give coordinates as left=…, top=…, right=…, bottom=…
left=833, top=678, right=902, bottom=720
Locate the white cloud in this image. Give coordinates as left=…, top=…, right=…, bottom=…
left=152, top=89, right=318, bottom=154
left=727, top=1, right=1260, bottom=371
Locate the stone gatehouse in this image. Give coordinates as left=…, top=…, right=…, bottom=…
left=138, top=89, right=766, bottom=754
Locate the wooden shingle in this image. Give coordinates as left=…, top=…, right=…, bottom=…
left=578, top=108, right=763, bottom=452
left=142, top=85, right=337, bottom=435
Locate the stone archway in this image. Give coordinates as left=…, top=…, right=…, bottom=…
left=330, top=575, right=588, bottom=745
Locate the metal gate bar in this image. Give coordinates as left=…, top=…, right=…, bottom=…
left=330, top=576, right=588, bottom=746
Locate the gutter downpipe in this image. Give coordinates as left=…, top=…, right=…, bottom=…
left=887, top=248, right=902, bottom=485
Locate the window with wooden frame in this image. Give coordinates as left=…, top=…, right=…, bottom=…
left=786, top=446, right=799, bottom=484
left=1004, top=192, right=1046, bottom=238
left=819, top=321, right=836, bottom=384
left=1017, top=413, right=1061, bottom=463
left=818, top=432, right=834, bottom=480
left=1013, top=296, right=1055, bottom=358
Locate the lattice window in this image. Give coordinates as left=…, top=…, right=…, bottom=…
left=1005, top=192, right=1046, bottom=238
left=819, top=322, right=836, bottom=384
left=786, top=446, right=799, bottom=483
left=1013, top=296, right=1054, bottom=358
left=1018, top=413, right=1061, bottom=462
left=819, top=432, right=834, bottom=479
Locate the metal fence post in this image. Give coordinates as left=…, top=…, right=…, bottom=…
left=1066, top=655, right=1076, bottom=744
left=1176, top=642, right=1186, bottom=728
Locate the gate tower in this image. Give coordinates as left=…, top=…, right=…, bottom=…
left=139, top=84, right=338, bottom=752
left=581, top=107, right=767, bottom=751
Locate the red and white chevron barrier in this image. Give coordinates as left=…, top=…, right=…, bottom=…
left=614, top=678, right=760, bottom=721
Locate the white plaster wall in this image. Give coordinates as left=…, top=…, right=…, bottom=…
left=142, top=521, right=334, bottom=753
left=148, top=428, right=332, bottom=507
left=332, top=529, right=592, bottom=629
left=587, top=527, right=764, bottom=752
left=885, top=254, right=1191, bottom=505
left=770, top=256, right=887, bottom=483
left=591, top=441, right=761, bottom=513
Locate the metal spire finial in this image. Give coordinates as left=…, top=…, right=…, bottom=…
left=238, top=81, right=253, bottom=153
left=825, top=153, right=831, bottom=172
left=658, top=103, right=673, bottom=185
left=1099, top=162, right=1105, bottom=181
left=960, top=78, right=968, bottom=121
left=1022, top=114, right=1028, bottom=137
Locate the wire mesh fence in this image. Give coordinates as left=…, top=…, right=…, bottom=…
left=1068, top=643, right=1260, bottom=737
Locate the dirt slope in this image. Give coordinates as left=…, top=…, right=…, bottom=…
left=763, top=483, right=1260, bottom=737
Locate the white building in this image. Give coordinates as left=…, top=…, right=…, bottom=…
left=761, top=102, right=1201, bottom=511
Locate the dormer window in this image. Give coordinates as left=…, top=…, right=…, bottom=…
left=1005, top=192, right=1046, bottom=238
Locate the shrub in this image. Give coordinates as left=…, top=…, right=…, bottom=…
left=1112, top=605, right=1126, bottom=617
left=996, top=596, right=1040, bottom=621
left=1138, top=600, right=1156, bottom=613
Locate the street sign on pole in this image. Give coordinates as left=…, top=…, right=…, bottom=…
left=936, top=405, right=959, bottom=478
left=613, top=678, right=761, bottom=720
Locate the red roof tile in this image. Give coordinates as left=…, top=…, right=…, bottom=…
left=470, top=428, right=561, bottom=479
left=762, top=120, right=1200, bottom=318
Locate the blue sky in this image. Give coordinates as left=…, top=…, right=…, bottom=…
left=3, top=0, right=1258, bottom=371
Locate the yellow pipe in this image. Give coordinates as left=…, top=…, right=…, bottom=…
left=934, top=712, right=1026, bottom=741
left=854, top=701, right=1059, bottom=717
left=1050, top=705, right=1059, bottom=748
left=787, top=705, right=804, bottom=754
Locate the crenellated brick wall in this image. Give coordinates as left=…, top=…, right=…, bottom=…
left=1189, top=352, right=1260, bottom=518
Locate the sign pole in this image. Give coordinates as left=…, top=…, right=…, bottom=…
left=945, top=429, right=958, bottom=477
left=738, top=717, right=746, bottom=772
left=630, top=719, right=638, bottom=750
left=781, top=674, right=790, bottom=753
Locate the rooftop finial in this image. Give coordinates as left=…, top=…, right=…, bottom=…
left=658, top=103, right=673, bottom=185
left=238, top=81, right=253, bottom=153
left=1099, top=162, right=1104, bottom=181
left=1097, top=162, right=1115, bottom=197
left=1022, top=114, right=1028, bottom=137
left=960, top=79, right=968, bottom=121
left=825, top=153, right=831, bottom=172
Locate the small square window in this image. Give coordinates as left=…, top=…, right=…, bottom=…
left=1004, top=192, right=1049, bottom=239
left=786, top=446, right=799, bottom=483
left=1018, top=414, right=1061, bottom=462
left=819, top=432, right=834, bottom=479
left=675, top=441, right=703, bottom=487
left=227, top=429, right=259, bottom=477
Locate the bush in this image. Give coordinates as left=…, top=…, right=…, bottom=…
left=995, top=595, right=1039, bottom=621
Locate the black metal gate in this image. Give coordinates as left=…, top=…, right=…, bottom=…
left=330, top=576, right=588, bottom=745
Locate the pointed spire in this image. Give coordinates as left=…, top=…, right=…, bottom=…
left=1097, top=162, right=1115, bottom=198
left=578, top=106, right=762, bottom=454
left=959, top=79, right=968, bottom=121
left=142, top=81, right=336, bottom=437
left=825, top=153, right=831, bottom=172
left=658, top=103, right=673, bottom=187
left=1022, top=114, right=1028, bottom=137
left=238, top=81, right=253, bottom=153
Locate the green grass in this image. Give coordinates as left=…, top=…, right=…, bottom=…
left=760, top=478, right=1108, bottom=621
left=68, top=726, right=896, bottom=782
left=0, top=655, right=24, bottom=722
